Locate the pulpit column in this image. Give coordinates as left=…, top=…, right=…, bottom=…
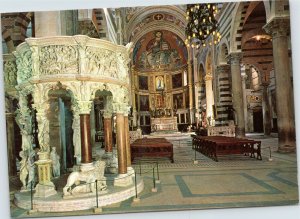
left=80, top=114, right=92, bottom=164
left=264, top=17, right=295, bottom=152
left=227, top=52, right=245, bottom=137
left=124, top=114, right=131, bottom=167
left=114, top=108, right=133, bottom=187
left=78, top=101, right=93, bottom=164
left=103, top=112, right=113, bottom=155
left=116, top=112, right=127, bottom=174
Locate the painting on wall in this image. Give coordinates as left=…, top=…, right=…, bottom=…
left=139, top=95, right=149, bottom=111
left=139, top=75, right=148, bottom=90
left=173, top=93, right=183, bottom=109
left=172, top=73, right=182, bottom=88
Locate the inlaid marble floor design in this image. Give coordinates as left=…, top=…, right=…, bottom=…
left=9, top=134, right=299, bottom=218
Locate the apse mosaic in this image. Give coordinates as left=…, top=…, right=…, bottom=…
left=133, top=30, right=188, bottom=70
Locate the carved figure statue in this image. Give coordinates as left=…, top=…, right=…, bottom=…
left=26, top=150, right=36, bottom=190
left=63, top=160, right=107, bottom=196
left=72, top=114, right=81, bottom=164
left=19, top=151, right=28, bottom=190
left=50, top=147, right=61, bottom=178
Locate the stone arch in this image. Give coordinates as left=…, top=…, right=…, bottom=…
left=47, top=86, right=75, bottom=171
left=229, top=2, right=251, bottom=53
left=263, top=0, right=271, bottom=22
left=126, top=5, right=186, bottom=42
left=2, top=12, right=33, bottom=53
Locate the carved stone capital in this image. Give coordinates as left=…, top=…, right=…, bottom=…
left=263, top=17, right=290, bottom=39
left=204, top=74, right=213, bottom=81
left=78, top=101, right=93, bottom=114
left=113, top=103, right=129, bottom=114
left=226, top=52, right=243, bottom=65
left=103, top=112, right=113, bottom=119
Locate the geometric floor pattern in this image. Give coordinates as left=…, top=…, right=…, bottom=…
left=9, top=134, right=299, bottom=218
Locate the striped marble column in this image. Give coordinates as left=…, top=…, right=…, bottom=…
left=215, top=64, right=232, bottom=125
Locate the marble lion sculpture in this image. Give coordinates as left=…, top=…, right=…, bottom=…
left=63, top=160, right=107, bottom=196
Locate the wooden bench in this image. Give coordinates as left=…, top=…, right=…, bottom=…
left=130, top=138, right=174, bottom=163
left=192, top=135, right=261, bottom=161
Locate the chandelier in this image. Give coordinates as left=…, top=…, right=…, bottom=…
left=185, top=3, right=221, bottom=48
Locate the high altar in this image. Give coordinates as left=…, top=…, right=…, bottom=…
left=151, top=116, right=178, bottom=132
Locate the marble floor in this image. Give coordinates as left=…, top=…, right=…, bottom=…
left=9, top=133, right=299, bottom=218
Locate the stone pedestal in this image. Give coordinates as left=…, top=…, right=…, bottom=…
left=114, top=173, right=133, bottom=187
left=34, top=153, right=57, bottom=198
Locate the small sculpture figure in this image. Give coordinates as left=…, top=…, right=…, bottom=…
left=50, top=147, right=60, bottom=178
left=27, top=149, right=36, bottom=190
left=19, top=151, right=28, bottom=190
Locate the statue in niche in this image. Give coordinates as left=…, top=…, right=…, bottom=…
left=26, top=149, right=36, bottom=190
left=19, top=151, right=28, bottom=190
left=38, top=118, right=50, bottom=152
left=72, top=115, right=81, bottom=165
left=50, top=147, right=61, bottom=178
left=156, top=76, right=164, bottom=90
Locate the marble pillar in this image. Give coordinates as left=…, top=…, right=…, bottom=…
left=188, top=61, right=194, bottom=123
left=34, top=11, right=62, bottom=37
left=264, top=17, right=295, bottom=152
left=6, top=113, right=17, bottom=176
left=103, top=114, right=113, bottom=154
left=80, top=114, right=92, bottom=164
left=241, top=74, right=248, bottom=132
left=215, top=64, right=231, bottom=124
left=114, top=112, right=132, bottom=187
left=228, top=52, right=245, bottom=137
left=116, top=113, right=127, bottom=174
left=204, top=74, right=214, bottom=125
left=124, top=115, right=131, bottom=167
left=262, top=83, right=272, bottom=136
